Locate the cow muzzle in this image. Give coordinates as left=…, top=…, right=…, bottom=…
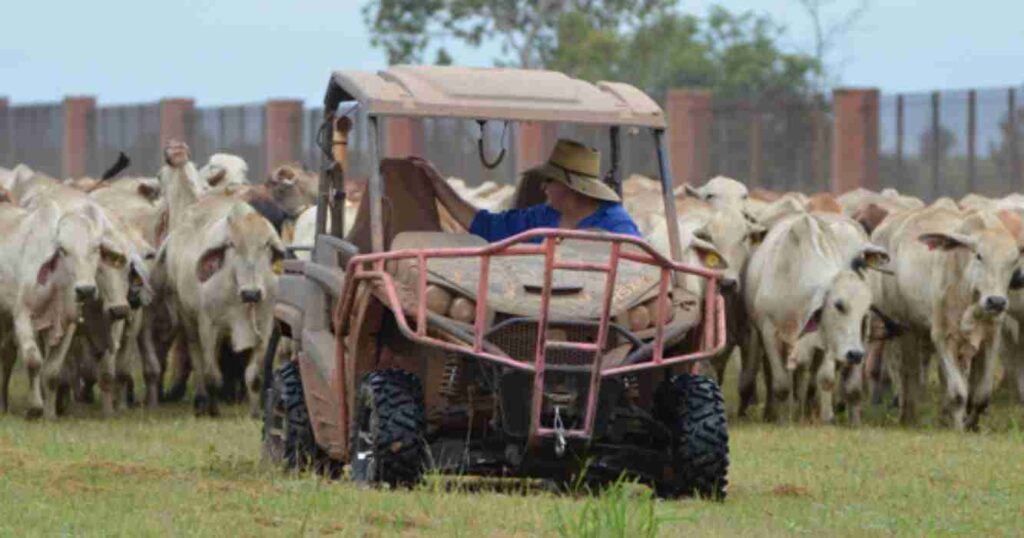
left=845, top=350, right=865, bottom=365
left=718, top=278, right=739, bottom=295
left=75, top=285, right=98, bottom=302
left=108, top=305, right=130, bottom=320
left=240, top=288, right=263, bottom=304
left=983, top=295, right=1008, bottom=314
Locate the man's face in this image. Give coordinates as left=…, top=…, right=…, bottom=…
left=543, top=178, right=573, bottom=213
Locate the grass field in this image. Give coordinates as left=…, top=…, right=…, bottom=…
left=2, top=363, right=1023, bottom=537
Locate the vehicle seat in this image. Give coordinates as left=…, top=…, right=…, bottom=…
left=344, top=158, right=444, bottom=253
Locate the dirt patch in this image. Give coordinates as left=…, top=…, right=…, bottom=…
left=772, top=484, right=812, bottom=498
left=68, top=461, right=173, bottom=479
left=363, top=510, right=432, bottom=531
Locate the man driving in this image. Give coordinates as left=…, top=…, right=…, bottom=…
left=418, top=139, right=641, bottom=242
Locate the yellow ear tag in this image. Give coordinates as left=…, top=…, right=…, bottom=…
left=702, top=252, right=720, bottom=269
left=273, top=259, right=284, bottom=275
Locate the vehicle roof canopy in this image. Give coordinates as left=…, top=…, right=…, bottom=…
left=324, top=65, right=666, bottom=129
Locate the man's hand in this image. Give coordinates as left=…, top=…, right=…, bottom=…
left=163, top=140, right=190, bottom=167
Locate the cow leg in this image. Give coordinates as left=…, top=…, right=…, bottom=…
left=759, top=327, right=791, bottom=423
left=115, top=318, right=140, bottom=411
left=932, top=335, right=967, bottom=431
left=813, top=353, right=836, bottom=425
left=966, top=339, right=999, bottom=431
left=98, top=319, right=125, bottom=417
left=138, top=315, right=161, bottom=408
left=841, top=362, right=864, bottom=426
left=163, top=336, right=192, bottom=402
left=0, top=336, right=14, bottom=414
left=196, top=318, right=222, bottom=417
left=738, top=327, right=762, bottom=418
left=1000, top=329, right=1024, bottom=405
left=710, top=344, right=734, bottom=387
left=42, top=323, right=78, bottom=420
left=13, top=312, right=44, bottom=418
left=865, top=339, right=887, bottom=405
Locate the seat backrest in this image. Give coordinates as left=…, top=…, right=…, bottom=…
left=345, top=158, right=443, bottom=252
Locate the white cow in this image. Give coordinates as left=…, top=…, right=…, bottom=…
left=743, top=211, right=888, bottom=423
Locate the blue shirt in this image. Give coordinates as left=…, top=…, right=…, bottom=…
left=469, top=202, right=641, bottom=243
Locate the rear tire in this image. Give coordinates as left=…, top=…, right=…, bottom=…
left=350, top=369, right=426, bottom=488
left=656, top=373, right=729, bottom=500
left=262, top=360, right=339, bottom=476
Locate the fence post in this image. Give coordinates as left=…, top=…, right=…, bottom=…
left=159, top=98, right=194, bottom=157
left=265, top=99, right=304, bottom=173
left=62, top=96, right=96, bottom=179
left=1011, top=88, right=1021, bottom=187
left=967, top=89, right=976, bottom=193
left=666, top=89, right=713, bottom=187
left=930, top=91, right=941, bottom=198
left=0, top=97, right=8, bottom=166
left=515, top=121, right=558, bottom=173
left=831, top=88, right=880, bottom=193
left=383, top=117, right=425, bottom=159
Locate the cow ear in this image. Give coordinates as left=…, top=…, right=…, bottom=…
left=918, top=232, right=974, bottom=251
left=196, top=245, right=227, bottom=282
left=684, top=184, right=702, bottom=199
left=37, top=248, right=62, bottom=286
left=800, top=307, right=823, bottom=337
left=207, top=167, right=227, bottom=187
left=692, top=237, right=729, bottom=270
left=747, top=224, right=768, bottom=246
left=137, top=182, right=161, bottom=201
left=853, top=244, right=891, bottom=274
left=1010, top=268, right=1024, bottom=290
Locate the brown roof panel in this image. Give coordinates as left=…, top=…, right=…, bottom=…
left=325, top=65, right=666, bottom=129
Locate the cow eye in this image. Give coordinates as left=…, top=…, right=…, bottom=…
left=834, top=300, right=847, bottom=314
left=975, top=253, right=983, bottom=262
left=705, top=193, right=716, bottom=200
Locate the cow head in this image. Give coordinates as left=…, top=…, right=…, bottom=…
left=95, top=229, right=152, bottom=319
left=800, top=270, right=873, bottom=365
left=267, top=163, right=313, bottom=218
left=684, top=176, right=749, bottom=212
left=49, top=206, right=104, bottom=302
left=689, top=207, right=766, bottom=294
left=919, top=215, right=1022, bottom=317
left=196, top=204, right=285, bottom=306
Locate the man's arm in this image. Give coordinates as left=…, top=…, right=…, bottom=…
left=411, top=158, right=478, bottom=230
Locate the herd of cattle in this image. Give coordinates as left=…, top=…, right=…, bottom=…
left=2, top=145, right=1023, bottom=432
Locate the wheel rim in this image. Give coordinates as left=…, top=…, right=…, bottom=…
left=352, top=396, right=379, bottom=480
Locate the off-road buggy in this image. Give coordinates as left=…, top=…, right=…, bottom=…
left=261, top=66, right=729, bottom=499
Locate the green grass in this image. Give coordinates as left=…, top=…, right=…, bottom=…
left=1, top=363, right=1023, bottom=537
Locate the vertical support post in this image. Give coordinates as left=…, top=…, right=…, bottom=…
left=931, top=91, right=941, bottom=198
left=896, top=94, right=904, bottom=186
left=515, top=121, right=558, bottom=173
left=666, top=89, right=713, bottom=188
left=1010, top=88, right=1021, bottom=187
left=159, top=98, right=194, bottom=153
left=62, top=96, right=96, bottom=179
left=265, top=99, right=304, bottom=175
left=368, top=117, right=384, bottom=253
left=608, top=125, right=622, bottom=196
left=967, top=89, right=977, bottom=193
left=749, top=106, right=762, bottom=188
left=654, top=129, right=684, bottom=268
left=811, top=93, right=827, bottom=192
left=0, top=97, right=9, bottom=167
left=831, top=88, right=880, bottom=193
left=383, top=117, right=424, bottom=158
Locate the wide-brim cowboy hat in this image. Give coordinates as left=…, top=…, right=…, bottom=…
left=533, top=139, right=619, bottom=203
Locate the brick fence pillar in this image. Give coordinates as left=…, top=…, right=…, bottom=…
left=831, top=88, right=880, bottom=193
left=515, top=121, right=558, bottom=173
left=383, top=117, right=425, bottom=158
left=159, top=98, right=194, bottom=156
left=63, top=96, right=95, bottom=179
left=265, top=99, right=303, bottom=173
left=666, top=89, right=713, bottom=187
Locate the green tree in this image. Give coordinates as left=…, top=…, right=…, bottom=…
left=362, top=1, right=817, bottom=102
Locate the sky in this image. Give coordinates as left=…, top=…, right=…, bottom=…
left=1, top=0, right=1022, bottom=106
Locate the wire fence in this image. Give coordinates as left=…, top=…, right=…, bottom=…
left=3, top=86, right=1022, bottom=200
left=879, top=86, right=1024, bottom=200
left=708, top=95, right=832, bottom=194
